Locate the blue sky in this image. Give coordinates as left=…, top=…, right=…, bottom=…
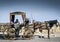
left=0, top=0, right=60, bottom=23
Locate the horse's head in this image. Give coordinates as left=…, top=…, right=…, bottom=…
left=46, top=20, right=58, bottom=28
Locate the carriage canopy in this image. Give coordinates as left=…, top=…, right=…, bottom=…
left=10, top=12, right=26, bottom=25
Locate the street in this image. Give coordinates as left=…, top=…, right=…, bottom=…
left=0, top=37, right=60, bottom=42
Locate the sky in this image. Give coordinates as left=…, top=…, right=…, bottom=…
left=0, top=0, right=60, bottom=23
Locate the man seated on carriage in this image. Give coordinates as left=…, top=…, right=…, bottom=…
left=14, top=19, right=20, bottom=37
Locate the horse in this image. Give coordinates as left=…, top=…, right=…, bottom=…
left=33, top=20, right=58, bottom=39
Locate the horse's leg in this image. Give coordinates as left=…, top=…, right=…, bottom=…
left=39, top=28, right=43, bottom=38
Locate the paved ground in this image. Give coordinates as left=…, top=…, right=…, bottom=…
left=0, top=37, right=60, bottom=42
left=0, top=33, right=60, bottom=42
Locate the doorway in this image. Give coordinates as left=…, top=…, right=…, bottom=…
left=15, top=15, right=23, bottom=23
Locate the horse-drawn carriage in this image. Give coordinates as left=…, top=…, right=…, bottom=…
left=0, top=12, right=59, bottom=40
